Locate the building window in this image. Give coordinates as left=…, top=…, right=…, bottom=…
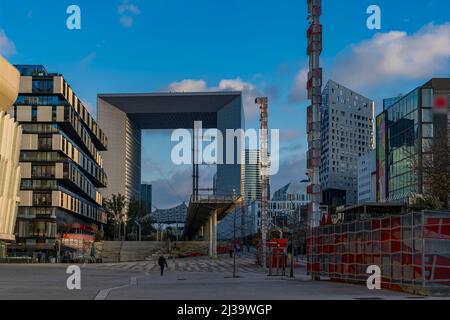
left=38, top=136, right=52, bottom=150
left=32, top=79, right=54, bottom=94
left=32, top=106, right=38, bottom=121
left=33, top=192, right=52, bottom=206
left=32, top=165, right=55, bottom=178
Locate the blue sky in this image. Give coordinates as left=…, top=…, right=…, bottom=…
left=1, top=0, right=449, bottom=208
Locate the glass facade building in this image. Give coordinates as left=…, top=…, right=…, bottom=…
left=376, top=78, right=450, bottom=202
left=140, top=184, right=152, bottom=215
left=11, top=65, right=108, bottom=253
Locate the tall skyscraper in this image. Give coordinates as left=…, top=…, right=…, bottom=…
left=244, top=148, right=270, bottom=203
left=11, top=65, right=108, bottom=254
left=320, top=80, right=374, bottom=207
left=140, top=184, right=152, bottom=214
left=377, top=78, right=450, bottom=203
left=244, top=149, right=261, bottom=203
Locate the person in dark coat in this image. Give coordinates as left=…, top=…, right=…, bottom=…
left=158, top=255, right=168, bottom=276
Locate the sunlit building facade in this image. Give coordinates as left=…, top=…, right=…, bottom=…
left=0, top=55, right=22, bottom=257
left=11, top=65, right=108, bottom=253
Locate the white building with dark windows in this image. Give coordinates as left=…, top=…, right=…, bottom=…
left=244, top=149, right=261, bottom=203
left=320, top=80, right=374, bottom=207
left=244, top=148, right=270, bottom=203
left=357, top=149, right=376, bottom=203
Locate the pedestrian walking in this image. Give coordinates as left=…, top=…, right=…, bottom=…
left=158, top=255, right=168, bottom=276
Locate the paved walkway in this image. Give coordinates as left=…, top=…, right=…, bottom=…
left=0, top=254, right=447, bottom=300
left=96, top=253, right=262, bottom=274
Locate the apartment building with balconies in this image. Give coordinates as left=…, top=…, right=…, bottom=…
left=10, top=65, right=108, bottom=253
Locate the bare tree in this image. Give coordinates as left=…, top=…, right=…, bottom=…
left=409, top=135, right=450, bottom=210
left=103, top=194, right=127, bottom=240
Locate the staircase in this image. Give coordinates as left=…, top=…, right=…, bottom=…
left=170, top=241, right=209, bottom=257
left=96, top=241, right=166, bottom=263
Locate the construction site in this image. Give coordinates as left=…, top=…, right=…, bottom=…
left=307, top=210, right=450, bottom=295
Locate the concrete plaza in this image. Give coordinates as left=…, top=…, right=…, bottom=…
left=0, top=254, right=444, bottom=300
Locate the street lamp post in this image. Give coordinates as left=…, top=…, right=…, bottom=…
left=134, top=220, right=142, bottom=241
left=232, top=189, right=238, bottom=278
left=288, top=199, right=299, bottom=278
left=233, top=210, right=237, bottom=278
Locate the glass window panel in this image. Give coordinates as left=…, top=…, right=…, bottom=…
left=422, top=124, right=433, bottom=138
left=422, top=138, right=432, bottom=152
left=422, top=108, right=433, bottom=122
left=421, top=89, right=433, bottom=108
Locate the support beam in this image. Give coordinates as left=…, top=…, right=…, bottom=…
left=208, top=215, right=213, bottom=257
left=212, top=210, right=218, bottom=258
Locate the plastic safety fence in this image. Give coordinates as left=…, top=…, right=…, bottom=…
left=307, top=211, right=450, bottom=294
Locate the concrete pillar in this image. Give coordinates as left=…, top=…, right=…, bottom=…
left=212, top=210, right=218, bottom=258
left=208, top=215, right=213, bottom=257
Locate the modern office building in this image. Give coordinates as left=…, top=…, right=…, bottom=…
left=0, top=55, right=22, bottom=257
left=376, top=78, right=450, bottom=203
left=269, top=180, right=309, bottom=227
left=320, top=80, right=374, bottom=207
left=97, top=92, right=244, bottom=202
left=11, top=65, right=108, bottom=253
left=244, top=149, right=261, bottom=202
left=244, top=148, right=270, bottom=203
left=218, top=180, right=310, bottom=239
left=140, top=184, right=152, bottom=214
left=357, top=149, right=376, bottom=203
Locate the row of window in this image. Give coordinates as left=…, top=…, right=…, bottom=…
left=13, top=105, right=105, bottom=168
left=32, top=79, right=53, bottom=94
left=59, top=134, right=107, bottom=187
left=59, top=76, right=107, bottom=149
left=63, top=106, right=106, bottom=166
left=16, top=220, right=57, bottom=239
left=21, top=179, right=58, bottom=190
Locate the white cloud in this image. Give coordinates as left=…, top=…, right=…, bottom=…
left=0, top=29, right=16, bottom=56
left=167, top=79, right=207, bottom=92
left=165, top=78, right=263, bottom=119
left=280, top=129, right=302, bottom=141
left=332, top=23, right=450, bottom=89
left=120, top=16, right=134, bottom=28
left=217, top=78, right=262, bottom=119
left=118, top=2, right=140, bottom=15
left=118, top=1, right=140, bottom=28
left=80, top=52, right=97, bottom=67
left=288, top=67, right=308, bottom=103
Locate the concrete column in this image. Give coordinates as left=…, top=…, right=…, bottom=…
left=208, top=216, right=213, bottom=257
left=212, top=210, right=218, bottom=258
